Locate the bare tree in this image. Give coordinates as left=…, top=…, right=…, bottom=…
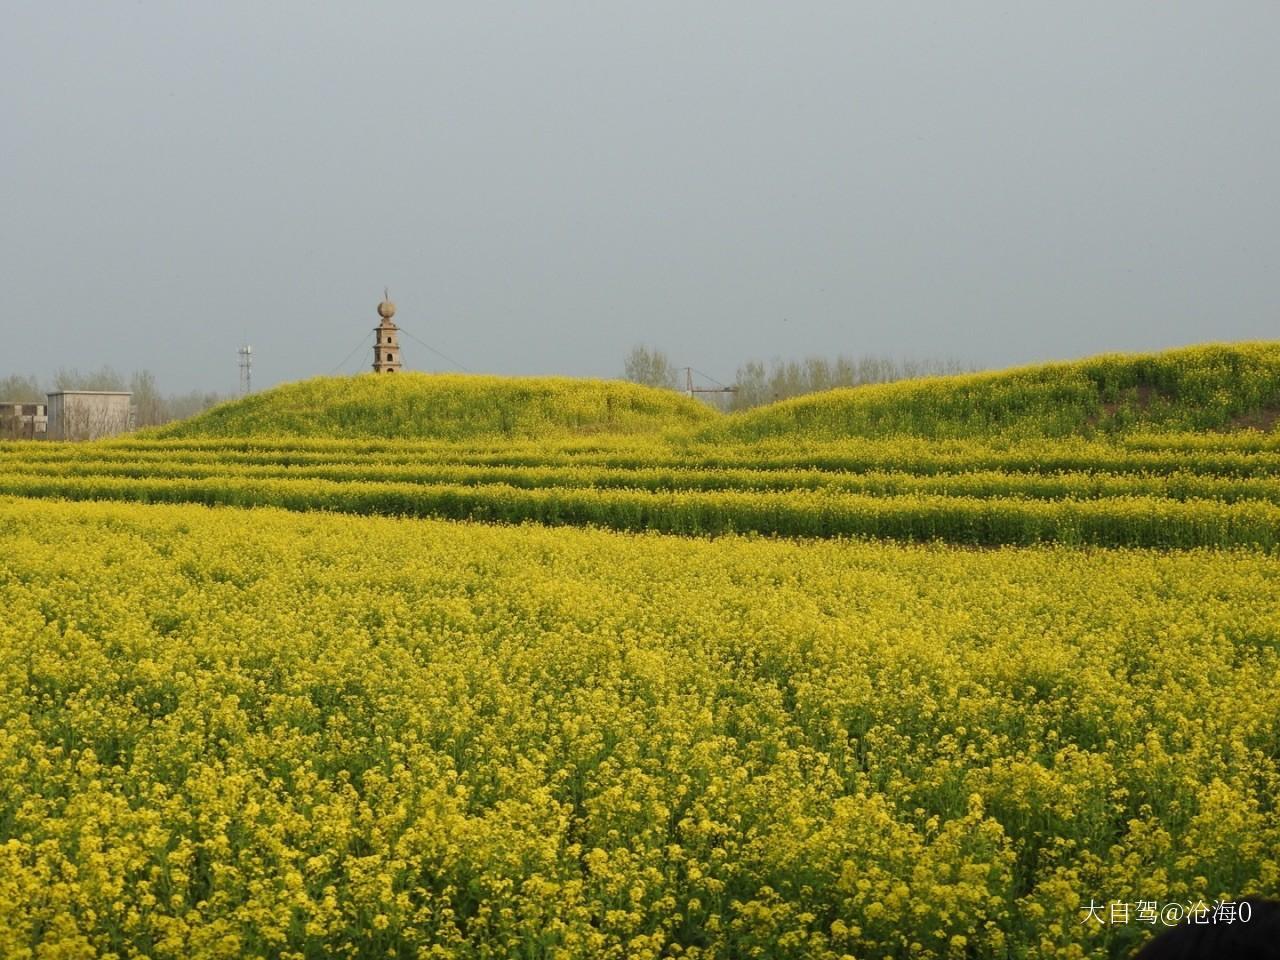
left=0, top=374, right=43, bottom=403
left=53, top=365, right=127, bottom=391
left=623, top=345, right=679, bottom=390
left=130, top=370, right=166, bottom=427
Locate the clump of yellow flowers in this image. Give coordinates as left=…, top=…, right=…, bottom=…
left=1, top=496, right=1276, bottom=958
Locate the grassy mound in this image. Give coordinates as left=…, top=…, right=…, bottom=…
left=156, top=343, right=1280, bottom=444
left=713, top=342, right=1280, bottom=441
left=155, top=373, right=718, bottom=440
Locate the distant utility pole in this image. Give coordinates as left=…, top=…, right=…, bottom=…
left=238, top=344, right=253, bottom=394
left=684, top=366, right=737, bottom=401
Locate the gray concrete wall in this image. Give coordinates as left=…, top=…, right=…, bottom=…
left=46, top=391, right=132, bottom=441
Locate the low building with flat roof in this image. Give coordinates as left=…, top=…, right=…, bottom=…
left=46, top=391, right=133, bottom=441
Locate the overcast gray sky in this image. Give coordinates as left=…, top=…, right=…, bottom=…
left=3, top=2, right=1277, bottom=392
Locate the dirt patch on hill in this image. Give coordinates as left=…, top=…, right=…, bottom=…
left=1090, top=384, right=1167, bottom=425
left=1222, top=406, right=1280, bottom=432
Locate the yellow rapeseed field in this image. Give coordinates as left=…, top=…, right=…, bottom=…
left=5, top=351, right=1280, bottom=957
left=2, top=497, right=1277, bottom=959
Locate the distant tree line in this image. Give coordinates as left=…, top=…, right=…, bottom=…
left=0, top=367, right=229, bottom=428
left=622, top=345, right=971, bottom=410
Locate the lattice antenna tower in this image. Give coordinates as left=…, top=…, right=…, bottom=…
left=238, top=343, right=253, bottom=394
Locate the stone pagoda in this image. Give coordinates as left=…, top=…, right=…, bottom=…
left=373, top=292, right=403, bottom=373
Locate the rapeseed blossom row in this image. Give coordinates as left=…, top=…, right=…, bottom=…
left=7, top=455, right=1280, bottom=503
left=4, top=428, right=1280, bottom=548
left=1, top=496, right=1277, bottom=958
left=9, top=435, right=1280, bottom=478
left=1, top=471, right=1278, bottom=548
